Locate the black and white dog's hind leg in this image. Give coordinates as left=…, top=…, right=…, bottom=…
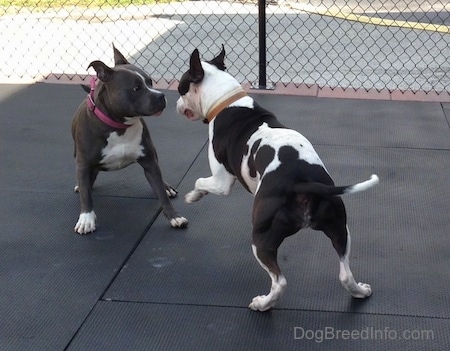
left=248, top=191, right=372, bottom=312
left=249, top=241, right=288, bottom=311
left=313, top=196, right=372, bottom=298
left=337, top=226, right=372, bottom=298
left=248, top=195, right=291, bottom=312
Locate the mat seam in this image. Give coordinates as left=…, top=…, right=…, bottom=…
left=93, top=299, right=450, bottom=320
left=63, top=140, right=209, bottom=350
left=62, top=210, right=162, bottom=351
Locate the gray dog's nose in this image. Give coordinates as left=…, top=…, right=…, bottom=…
left=158, top=93, right=167, bottom=107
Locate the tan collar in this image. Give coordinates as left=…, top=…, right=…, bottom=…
left=205, top=87, right=248, bottom=123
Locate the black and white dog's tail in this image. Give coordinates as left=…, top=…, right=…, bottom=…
left=293, top=174, right=379, bottom=197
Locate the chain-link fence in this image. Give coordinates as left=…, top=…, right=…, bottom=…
left=1, top=0, right=450, bottom=94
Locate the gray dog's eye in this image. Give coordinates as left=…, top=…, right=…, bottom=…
left=133, top=86, right=140, bottom=92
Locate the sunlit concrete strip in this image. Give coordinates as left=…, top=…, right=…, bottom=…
left=289, top=3, right=450, bottom=34
left=0, top=6, right=181, bottom=83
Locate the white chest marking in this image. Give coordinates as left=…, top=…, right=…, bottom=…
left=100, top=121, right=145, bottom=170
left=241, top=123, right=326, bottom=194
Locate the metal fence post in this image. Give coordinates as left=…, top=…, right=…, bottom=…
left=252, top=0, right=275, bottom=90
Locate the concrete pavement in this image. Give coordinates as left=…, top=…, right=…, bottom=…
left=1, top=1, right=450, bottom=100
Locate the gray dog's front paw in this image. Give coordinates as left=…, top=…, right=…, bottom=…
left=165, top=183, right=178, bottom=198
left=74, top=211, right=97, bottom=234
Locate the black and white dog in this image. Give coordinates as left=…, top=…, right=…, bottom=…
left=176, top=47, right=379, bottom=311
left=72, top=45, right=188, bottom=234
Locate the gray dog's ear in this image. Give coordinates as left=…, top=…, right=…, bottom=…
left=189, top=49, right=204, bottom=83
left=88, top=60, right=114, bottom=82
left=112, top=44, right=129, bottom=66
left=208, top=44, right=226, bottom=71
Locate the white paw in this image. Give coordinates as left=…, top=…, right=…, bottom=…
left=74, top=211, right=97, bottom=234
left=166, top=188, right=178, bottom=198
left=248, top=295, right=275, bottom=312
left=352, top=283, right=372, bottom=298
left=74, top=185, right=79, bottom=193
left=185, top=190, right=205, bottom=203
left=170, top=216, right=188, bottom=228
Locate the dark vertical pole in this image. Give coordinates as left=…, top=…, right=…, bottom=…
left=258, top=0, right=267, bottom=89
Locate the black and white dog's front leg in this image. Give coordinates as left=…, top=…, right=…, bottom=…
left=185, top=144, right=236, bottom=203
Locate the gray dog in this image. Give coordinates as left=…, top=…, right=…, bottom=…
left=72, top=45, right=188, bottom=234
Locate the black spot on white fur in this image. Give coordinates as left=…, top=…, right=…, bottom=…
left=255, top=145, right=276, bottom=175
left=248, top=138, right=262, bottom=178
left=278, top=146, right=299, bottom=164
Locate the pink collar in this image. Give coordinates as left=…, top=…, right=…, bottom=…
left=86, top=77, right=131, bottom=129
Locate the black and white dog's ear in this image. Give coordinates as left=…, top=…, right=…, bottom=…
left=208, top=44, right=226, bottom=71
left=189, top=48, right=205, bottom=83
left=88, top=60, right=114, bottom=82
left=178, top=49, right=205, bottom=95
left=112, top=43, right=129, bottom=66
